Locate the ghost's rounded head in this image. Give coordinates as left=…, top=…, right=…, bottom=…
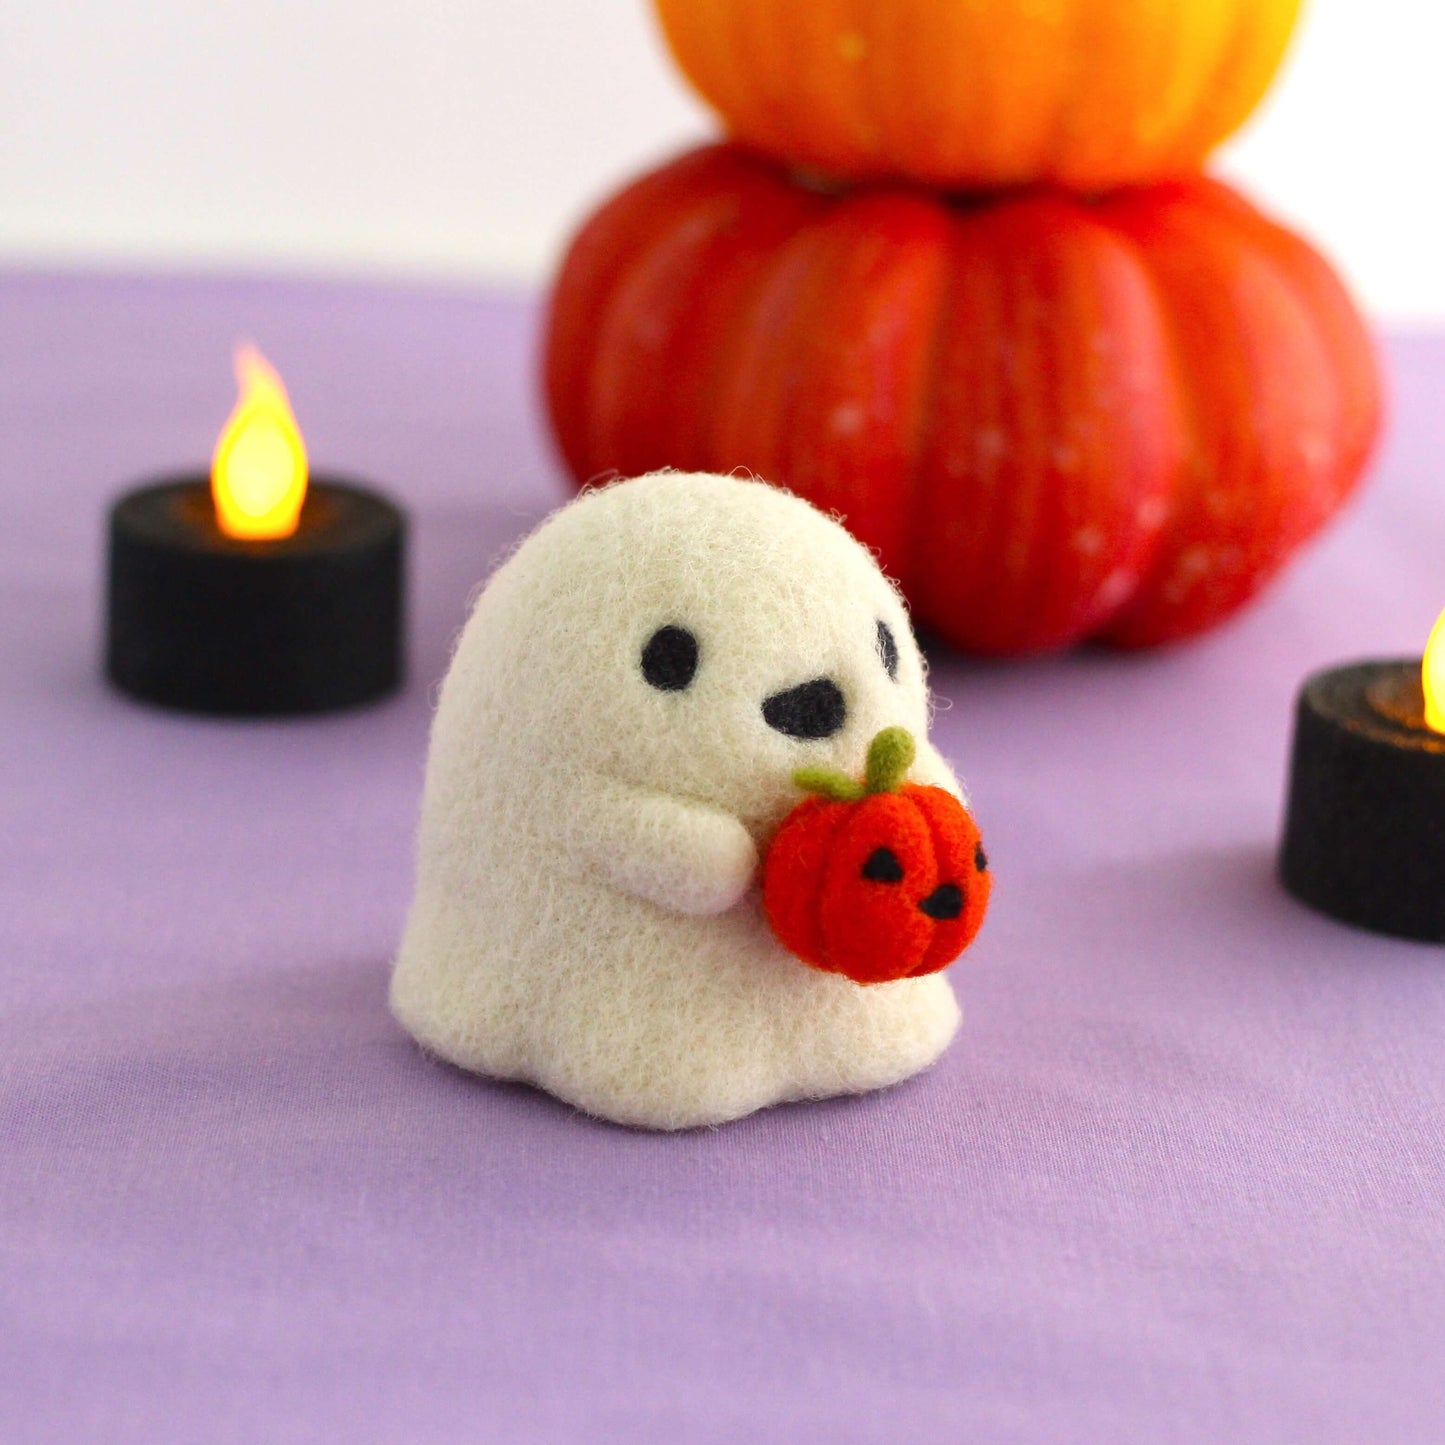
left=447, top=472, right=933, bottom=834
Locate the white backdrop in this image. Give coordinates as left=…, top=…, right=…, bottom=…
left=1, top=0, right=1440, bottom=320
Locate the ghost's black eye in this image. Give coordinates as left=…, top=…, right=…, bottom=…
left=641, top=625, right=699, bottom=692
left=876, top=619, right=900, bottom=681
left=861, top=847, right=904, bottom=883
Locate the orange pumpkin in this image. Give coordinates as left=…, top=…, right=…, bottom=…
left=543, top=145, right=1382, bottom=654
left=653, top=0, right=1303, bottom=191
left=763, top=728, right=991, bottom=986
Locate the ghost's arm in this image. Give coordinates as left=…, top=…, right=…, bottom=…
left=552, top=774, right=759, bottom=916
left=912, top=738, right=968, bottom=804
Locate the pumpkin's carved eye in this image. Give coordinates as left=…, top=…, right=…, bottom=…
left=975, top=844, right=989, bottom=872
left=861, top=846, right=904, bottom=883
left=641, top=625, right=699, bottom=691
left=876, top=619, right=900, bottom=681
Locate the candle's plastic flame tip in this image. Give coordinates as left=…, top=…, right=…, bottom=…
left=211, top=344, right=307, bottom=540
left=1423, top=608, right=1445, bottom=734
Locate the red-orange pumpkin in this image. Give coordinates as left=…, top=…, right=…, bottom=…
left=763, top=728, right=990, bottom=985
left=544, top=145, right=1383, bottom=653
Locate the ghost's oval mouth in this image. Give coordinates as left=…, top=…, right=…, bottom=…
left=762, top=678, right=847, bottom=739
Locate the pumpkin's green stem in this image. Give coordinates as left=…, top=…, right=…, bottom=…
left=793, top=727, right=916, bottom=801
left=865, top=726, right=915, bottom=794
left=792, top=766, right=866, bottom=803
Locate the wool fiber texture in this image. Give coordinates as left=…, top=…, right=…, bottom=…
left=391, top=472, right=965, bottom=1129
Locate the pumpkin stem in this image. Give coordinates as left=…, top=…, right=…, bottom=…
left=792, top=766, right=866, bottom=803
left=864, top=726, right=915, bottom=794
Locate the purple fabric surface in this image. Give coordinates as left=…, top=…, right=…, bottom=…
left=3, top=271, right=1445, bottom=1444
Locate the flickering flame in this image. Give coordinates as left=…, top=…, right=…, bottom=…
left=211, top=345, right=308, bottom=539
left=1424, top=609, right=1445, bottom=734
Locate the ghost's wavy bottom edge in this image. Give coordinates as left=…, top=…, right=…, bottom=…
left=389, top=974, right=962, bottom=1133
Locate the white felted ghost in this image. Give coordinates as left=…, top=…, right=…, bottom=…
left=391, top=472, right=965, bottom=1129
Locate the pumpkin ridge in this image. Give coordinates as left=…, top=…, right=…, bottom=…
left=1092, top=189, right=1245, bottom=643
left=1155, top=0, right=1304, bottom=177
left=864, top=3, right=936, bottom=182
left=697, top=166, right=819, bottom=475
left=709, top=214, right=825, bottom=490
left=762, top=794, right=848, bottom=969
left=663, top=2, right=780, bottom=163
left=910, top=208, right=1018, bottom=643
left=1221, top=192, right=1374, bottom=536
left=1095, top=182, right=1379, bottom=646
left=1037, top=0, right=1101, bottom=185
left=825, top=0, right=884, bottom=174
left=701, top=163, right=851, bottom=487
left=896, top=197, right=964, bottom=604
left=1082, top=191, right=1199, bottom=636
left=914, top=194, right=1175, bottom=651
left=713, top=0, right=778, bottom=147
left=551, top=151, right=715, bottom=476
left=587, top=190, right=736, bottom=473
left=758, top=2, right=865, bottom=180
left=543, top=153, right=725, bottom=479
left=1201, top=183, right=1383, bottom=506
left=580, top=147, right=823, bottom=482
left=1076, top=0, right=1236, bottom=182
left=904, top=788, right=947, bottom=975
left=1024, top=202, right=1147, bottom=633
left=716, top=186, right=950, bottom=563
left=803, top=797, right=854, bottom=971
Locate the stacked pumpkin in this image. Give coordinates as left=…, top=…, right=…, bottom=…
left=545, top=0, right=1382, bottom=654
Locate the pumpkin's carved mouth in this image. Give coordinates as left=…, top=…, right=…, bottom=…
left=918, top=883, right=963, bottom=920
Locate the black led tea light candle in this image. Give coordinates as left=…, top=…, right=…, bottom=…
left=1280, top=614, right=1445, bottom=941
left=106, top=347, right=405, bottom=715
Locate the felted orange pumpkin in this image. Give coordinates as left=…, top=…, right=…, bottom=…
left=763, top=727, right=990, bottom=986
left=652, top=0, right=1303, bottom=191
left=543, top=144, right=1383, bottom=654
